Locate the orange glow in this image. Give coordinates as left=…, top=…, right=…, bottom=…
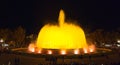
left=28, top=43, right=35, bottom=52
left=38, top=49, right=42, bottom=53
left=36, top=9, right=88, bottom=50
left=89, top=48, right=94, bottom=52
left=60, top=50, right=66, bottom=55
left=83, top=48, right=88, bottom=53
left=48, top=50, right=52, bottom=54
left=74, top=49, right=79, bottom=54
left=31, top=48, right=35, bottom=52
left=89, top=45, right=95, bottom=52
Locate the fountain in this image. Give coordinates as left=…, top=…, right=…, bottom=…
left=12, top=9, right=112, bottom=56
left=10, top=9, right=114, bottom=65
left=27, top=9, right=97, bottom=55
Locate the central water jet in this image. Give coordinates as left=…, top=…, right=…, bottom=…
left=36, top=9, right=88, bottom=50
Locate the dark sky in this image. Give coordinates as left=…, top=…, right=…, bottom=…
left=0, top=0, right=120, bottom=34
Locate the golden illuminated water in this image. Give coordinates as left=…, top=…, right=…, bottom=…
left=36, top=10, right=88, bottom=49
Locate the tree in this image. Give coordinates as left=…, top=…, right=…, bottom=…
left=104, top=31, right=120, bottom=44
left=0, top=28, right=12, bottom=42
left=88, top=29, right=105, bottom=45
left=13, top=26, right=26, bottom=47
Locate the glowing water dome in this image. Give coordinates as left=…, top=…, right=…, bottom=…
left=36, top=10, right=88, bottom=49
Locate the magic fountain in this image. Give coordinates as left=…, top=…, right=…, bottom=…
left=28, top=10, right=96, bottom=55
left=10, top=9, right=113, bottom=65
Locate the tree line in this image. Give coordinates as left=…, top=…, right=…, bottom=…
left=85, top=28, right=120, bottom=46
left=0, top=26, right=26, bottom=48
left=0, top=26, right=120, bottom=48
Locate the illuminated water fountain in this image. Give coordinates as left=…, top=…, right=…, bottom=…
left=28, top=10, right=96, bottom=55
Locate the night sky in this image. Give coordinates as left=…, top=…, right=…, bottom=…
left=0, top=0, right=120, bottom=34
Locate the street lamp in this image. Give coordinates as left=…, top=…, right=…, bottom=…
left=0, top=39, right=4, bottom=43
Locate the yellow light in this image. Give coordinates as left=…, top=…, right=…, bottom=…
left=28, top=43, right=35, bottom=52
left=83, top=48, right=88, bottom=53
left=60, top=50, right=66, bottom=55
left=74, top=49, right=79, bottom=54
left=48, top=50, right=52, bottom=54
left=89, top=48, right=94, bottom=52
left=38, top=50, right=42, bottom=53
left=89, top=45, right=95, bottom=52
left=31, top=48, right=35, bottom=52
left=36, top=9, right=88, bottom=50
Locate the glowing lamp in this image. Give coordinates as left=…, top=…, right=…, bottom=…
left=48, top=50, right=52, bottom=54
left=74, top=49, right=79, bottom=54
left=38, top=50, right=42, bottom=53
left=83, top=48, right=88, bottom=53
left=30, top=48, right=35, bottom=52
left=60, top=50, right=66, bottom=55
left=89, top=48, right=94, bottom=52
left=28, top=43, right=35, bottom=52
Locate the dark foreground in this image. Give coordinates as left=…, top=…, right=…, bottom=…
left=0, top=49, right=120, bottom=65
